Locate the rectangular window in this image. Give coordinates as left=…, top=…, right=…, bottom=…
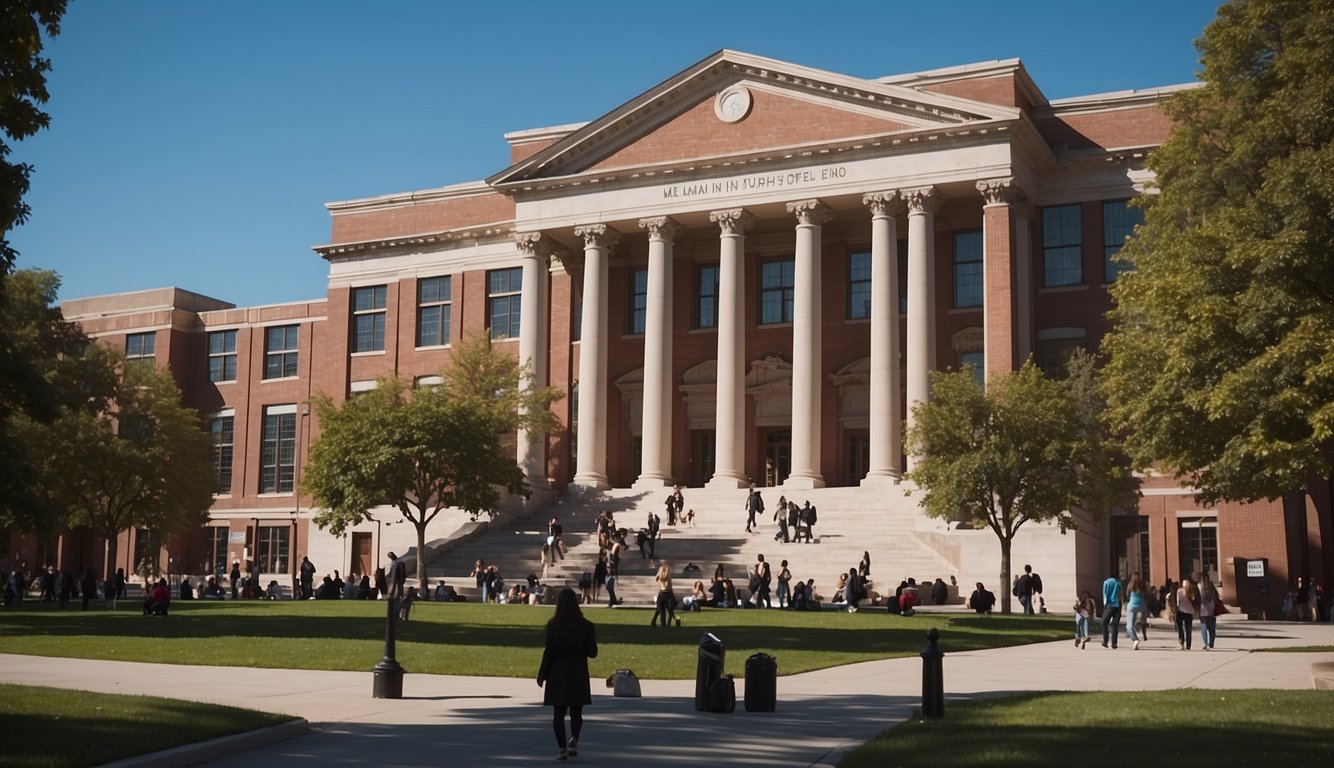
left=417, top=275, right=452, bottom=347
left=260, top=406, right=297, bottom=494
left=488, top=268, right=522, bottom=340
left=201, top=527, right=228, bottom=577
left=256, top=525, right=290, bottom=574
left=210, top=415, right=234, bottom=494
left=264, top=325, right=299, bottom=379
left=1103, top=200, right=1144, bottom=283
left=1042, top=204, right=1083, bottom=287
left=953, top=231, right=984, bottom=308
left=899, top=240, right=908, bottom=314
left=848, top=252, right=871, bottom=320
left=760, top=259, right=795, bottom=325
left=207, top=330, right=237, bottom=383
left=1179, top=517, right=1219, bottom=586
left=1038, top=335, right=1086, bottom=378
left=125, top=332, right=156, bottom=369
left=352, top=285, right=387, bottom=353
left=696, top=264, right=719, bottom=329
left=628, top=268, right=647, bottom=335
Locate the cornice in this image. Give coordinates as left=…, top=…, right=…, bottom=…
left=325, top=180, right=495, bottom=216
left=314, top=221, right=516, bottom=260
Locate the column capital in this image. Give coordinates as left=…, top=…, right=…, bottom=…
left=573, top=223, right=621, bottom=249
left=862, top=190, right=906, bottom=218
left=902, top=186, right=938, bottom=215
left=786, top=198, right=833, bottom=226
left=976, top=177, right=1020, bottom=206
left=709, top=208, right=754, bottom=236
left=514, top=231, right=556, bottom=259
left=637, top=216, right=681, bottom=241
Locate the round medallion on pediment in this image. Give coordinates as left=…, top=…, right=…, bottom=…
left=715, top=85, right=752, bottom=123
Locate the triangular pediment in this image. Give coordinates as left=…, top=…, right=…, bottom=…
left=489, top=50, right=1020, bottom=189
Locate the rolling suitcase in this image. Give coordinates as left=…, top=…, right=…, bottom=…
left=744, top=652, right=777, bottom=712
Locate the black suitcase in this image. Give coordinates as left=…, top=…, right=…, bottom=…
left=705, top=675, right=736, bottom=713
left=744, top=652, right=777, bottom=712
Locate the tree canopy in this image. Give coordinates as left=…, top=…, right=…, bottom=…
left=305, top=334, right=564, bottom=587
left=1102, top=0, right=1334, bottom=504
left=904, top=358, right=1131, bottom=612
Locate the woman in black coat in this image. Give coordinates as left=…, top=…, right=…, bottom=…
left=537, top=587, right=598, bottom=760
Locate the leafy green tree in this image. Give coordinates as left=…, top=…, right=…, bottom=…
left=0, top=270, right=117, bottom=556
left=0, top=0, right=66, bottom=275
left=1102, top=0, right=1334, bottom=507
left=904, top=360, right=1131, bottom=613
left=305, top=335, right=564, bottom=588
left=29, top=362, right=215, bottom=581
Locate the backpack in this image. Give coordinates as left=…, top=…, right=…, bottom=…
left=706, top=676, right=736, bottom=713
left=1031, top=573, right=1043, bottom=594
left=807, top=505, right=817, bottom=525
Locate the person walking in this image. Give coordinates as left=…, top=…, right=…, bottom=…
left=1175, top=576, right=1201, bottom=650
left=774, top=496, right=790, bottom=543
left=537, top=588, right=598, bottom=761
left=1074, top=589, right=1096, bottom=648
left=230, top=561, right=242, bottom=600
left=775, top=559, right=792, bottom=608
left=1199, top=576, right=1219, bottom=650
left=745, top=484, right=764, bottom=533
left=1101, top=571, right=1123, bottom=649
left=1125, top=573, right=1149, bottom=650
left=651, top=562, right=677, bottom=627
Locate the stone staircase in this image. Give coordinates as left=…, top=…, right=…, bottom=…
left=423, top=482, right=963, bottom=607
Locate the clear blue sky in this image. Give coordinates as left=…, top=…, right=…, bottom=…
left=11, top=0, right=1222, bottom=308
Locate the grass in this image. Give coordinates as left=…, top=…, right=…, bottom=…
left=0, top=683, right=292, bottom=768
left=0, top=600, right=1070, bottom=679
left=1257, top=645, right=1334, bottom=653
left=839, top=689, right=1334, bottom=768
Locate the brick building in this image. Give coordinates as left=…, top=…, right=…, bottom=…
left=23, top=51, right=1329, bottom=615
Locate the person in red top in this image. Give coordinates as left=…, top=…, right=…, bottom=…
left=143, top=578, right=171, bottom=616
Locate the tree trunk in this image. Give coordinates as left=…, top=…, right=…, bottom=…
left=999, top=535, right=1013, bottom=615
left=105, top=533, right=119, bottom=585
left=415, top=521, right=428, bottom=593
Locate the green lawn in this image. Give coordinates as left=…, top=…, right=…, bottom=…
left=0, top=683, right=292, bottom=768
left=840, top=689, right=1334, bottom=767
left=0, top=600, right=1068, bottom=679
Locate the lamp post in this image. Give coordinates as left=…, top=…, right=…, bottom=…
left=372, top=596, right=405, bottom=698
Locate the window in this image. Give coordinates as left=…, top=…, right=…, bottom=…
left=208, top=330, right=237, bottom=383
left=256, top=525, right=290, bottom=574
left=960, top=351, right=985, bottom=386
left=627, top=268, right=648, bottom=335
left=899, top=240, right=908, bottom=314
left=696, top=264, right=719, bottom=329
left=210, top=415, right=234, bottom=494
left=1038, top=332, right=1086, bottom=378
left=260, top=406, right=297, bottom=494
left=488, top=268, right=522, bottom=340
left=125, top=332, right=155, bottom=369
left=760, top=259, right=795, bottom=325
left=417, top=275, right=452, bottom=347
left=1179, top=517, right=1219, bottom=586
left=264, top=325, right=299, bottom=379
left=953, top=231, right=983, bottom=308
left=1042, top=204, right=1083, bottom=287
left=201, top=527, right=228, bottom=577
left=1103, top=200, right=1143, bottom=283
left=848, top=252, right=871, bottom=320
left=352, top=285, right=387, bottom=353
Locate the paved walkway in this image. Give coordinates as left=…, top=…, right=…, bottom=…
left=4, top=616, right=1331, bottom=767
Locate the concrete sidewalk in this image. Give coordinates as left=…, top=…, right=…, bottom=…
left=3, top=617, right=1330, bottom=767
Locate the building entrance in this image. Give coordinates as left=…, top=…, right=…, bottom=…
left=689, top=430, right=715, bottom=487
left=843, top=430, right=869, bottom=486
left=351, top=532, right=372, bottom=578
left=764, top=430, right=791, bottom=486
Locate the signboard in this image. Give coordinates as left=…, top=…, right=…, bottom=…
left=1246, top=561, right=1265, bottom=578
left=229, top=532, right=246, bottom=544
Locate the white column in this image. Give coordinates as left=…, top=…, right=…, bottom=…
left=1012, top=201, right=1035, bottom=366
left=903, top=187, right=937, bottom=472
left=515, top=232, right=553, bottom=489
left=634, top=216, right=680, bottom=488
left=571, top=224, right=619, bottom=491
left=707, top=208, right=752, bottom=488
left=862, top=191, right=903, bottom=484
left=785, top=199, right=831, bottom=489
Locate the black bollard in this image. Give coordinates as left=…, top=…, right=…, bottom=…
left=920, top=627, right=944, bottom=719
left=372, top=596, right=405, bottom=698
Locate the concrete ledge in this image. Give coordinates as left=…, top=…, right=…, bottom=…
left=99, top=718, right=309, bottom=768
left=1312, top=662, right=1334, bottom=690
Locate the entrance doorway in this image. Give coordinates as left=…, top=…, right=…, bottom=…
left=351, top=532, right=372, bottom=578
left=1179, top=517, right=1219, bottom=585
left=764, top=430, right=791, bottom=486
left=843, top=430, right=869, bottom=486
left=1111, top=516, right=1150, bottom=581
left=688, top=430, right=715, bottom=487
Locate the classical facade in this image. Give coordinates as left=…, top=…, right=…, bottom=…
left=24, top=51, right=1329, bottom=615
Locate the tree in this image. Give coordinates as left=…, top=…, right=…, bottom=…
left=305, top=335, right=564, bottom=588
left=0, top=269, right=117, bottom=556
left=30, top=361, right=215, bottom=581
left=1102, top=0, right=1334, bottom=507
left=904, top=360, right=1131, bottom=613
left=0, top=0, right=67, bottom=275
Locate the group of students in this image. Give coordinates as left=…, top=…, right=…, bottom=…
left=1078, top=571, right=1224, bottom=651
